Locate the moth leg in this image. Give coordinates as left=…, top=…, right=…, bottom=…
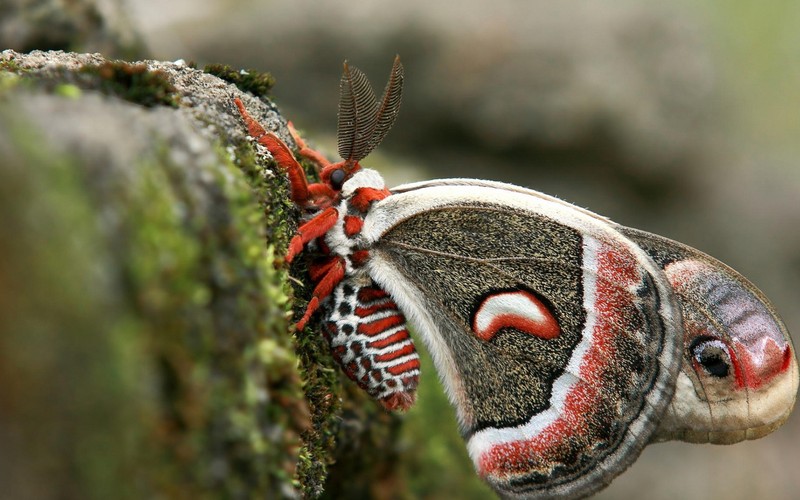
left=286, top=206, right=339, bottom=264
left=287, top=121, right=332, bottom=171
left=235, top=98, right=345, bottom=214
left=233, top=97, right=268, bottom=139
left=234, top=98, right=310, bottom=202
left=296, top=256, right=346, bottom=330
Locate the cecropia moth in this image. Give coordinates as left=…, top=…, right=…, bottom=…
left=233, top=56, right=798, bottom=499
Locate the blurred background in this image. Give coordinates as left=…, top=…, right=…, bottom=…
left=4, top=0, right=800, bottom=498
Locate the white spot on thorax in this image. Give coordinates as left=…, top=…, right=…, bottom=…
left=326, top=168, right=388, bottom=273
left=341, top=168, right=386, bottom=196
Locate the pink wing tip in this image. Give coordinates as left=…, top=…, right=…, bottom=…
left=733, top=338, right=795, bottom=389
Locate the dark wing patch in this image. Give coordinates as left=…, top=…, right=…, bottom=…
left=376, top=206, right=584, bottom=430
left=375, top=205, right=668, bottom=430
left=372, top=203, right=677, bottom=498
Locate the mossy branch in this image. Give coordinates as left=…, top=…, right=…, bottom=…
left=0, top=49, right=405, bottom=499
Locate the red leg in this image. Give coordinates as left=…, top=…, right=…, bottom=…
left=308, top=256, right=341, bottom=282
left=234, top=98, right=311, bottom=205
left=286, top=206, right=340, bottom=263
left=234, top=97, right=268, bottom=140
left=288, top=121, right=332, bottom=171
left=296, top=256, right=347, bottom=330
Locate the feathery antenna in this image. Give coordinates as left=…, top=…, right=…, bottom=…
left=337, top=55, right=404, bottom=164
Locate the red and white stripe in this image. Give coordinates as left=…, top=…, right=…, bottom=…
left=322, top=278, right=420, bottom=410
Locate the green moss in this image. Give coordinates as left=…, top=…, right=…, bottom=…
left=0, top=71, right=23, bottom=94
left=0, top=58, right=27, bottom=94
left=120, top=140, right=312, bottom=497
left=0, top=109, right=156, bottom=500
left=0, top=92, right=319, bottom=497
left=212, top=145, right=309, bottom=496
left=78, top=61, right=179, bottom=107
left=205, top=64, right=275, bottom=98
left=0, top=57, right=25, bottom=73
left=292, top=323, right=342, bottom=497
left=0, top=59, right=178, bottom=107
left=229, top=141, right=295, bottom=252
left=55, top=83, right=83, bottom=99
left=230, top=133, right=355, bottom=497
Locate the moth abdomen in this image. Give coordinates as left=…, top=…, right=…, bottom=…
left=321, top=274, right=420, bottom=411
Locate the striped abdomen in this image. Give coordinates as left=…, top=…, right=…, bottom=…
left=321, top=274, right=420, bottom=410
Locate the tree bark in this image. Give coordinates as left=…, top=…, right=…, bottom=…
left=0, top=49, right=352, bottom=499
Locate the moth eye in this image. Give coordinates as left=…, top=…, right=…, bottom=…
left=330, top=169, right=346, bottom=190
left=690, top=336, right=731, bottom=378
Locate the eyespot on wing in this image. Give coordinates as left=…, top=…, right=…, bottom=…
left=622, top=227, right=799, bottom=443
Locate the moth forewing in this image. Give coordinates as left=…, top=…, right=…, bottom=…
left=360, top=179, right=683, bottom=498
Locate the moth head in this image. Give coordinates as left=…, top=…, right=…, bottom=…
left=320, top=160, right=360, bottom=192
left=653, top=259, right=799, bottom=444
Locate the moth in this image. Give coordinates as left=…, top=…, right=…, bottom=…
left=233, top=56, right=799, bottom=499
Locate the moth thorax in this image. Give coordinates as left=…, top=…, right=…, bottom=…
left=341, top=168, right=387, bottom=196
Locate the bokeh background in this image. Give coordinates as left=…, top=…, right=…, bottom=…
left=5, top=0, right=800, bottom=498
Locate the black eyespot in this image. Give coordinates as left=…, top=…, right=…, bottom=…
left=690, top=336, right=731, bottom=378
left=330, top=169, right=346, bottom=190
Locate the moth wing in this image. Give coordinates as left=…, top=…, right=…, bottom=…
left=360, top=180, right=683, bottom=499
left=621, top=227, right=799, bottom=444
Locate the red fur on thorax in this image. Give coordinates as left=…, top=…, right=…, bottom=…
left=343, top=215, right=364, bottom=237
left=351, top=187, right=391, bottom=212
